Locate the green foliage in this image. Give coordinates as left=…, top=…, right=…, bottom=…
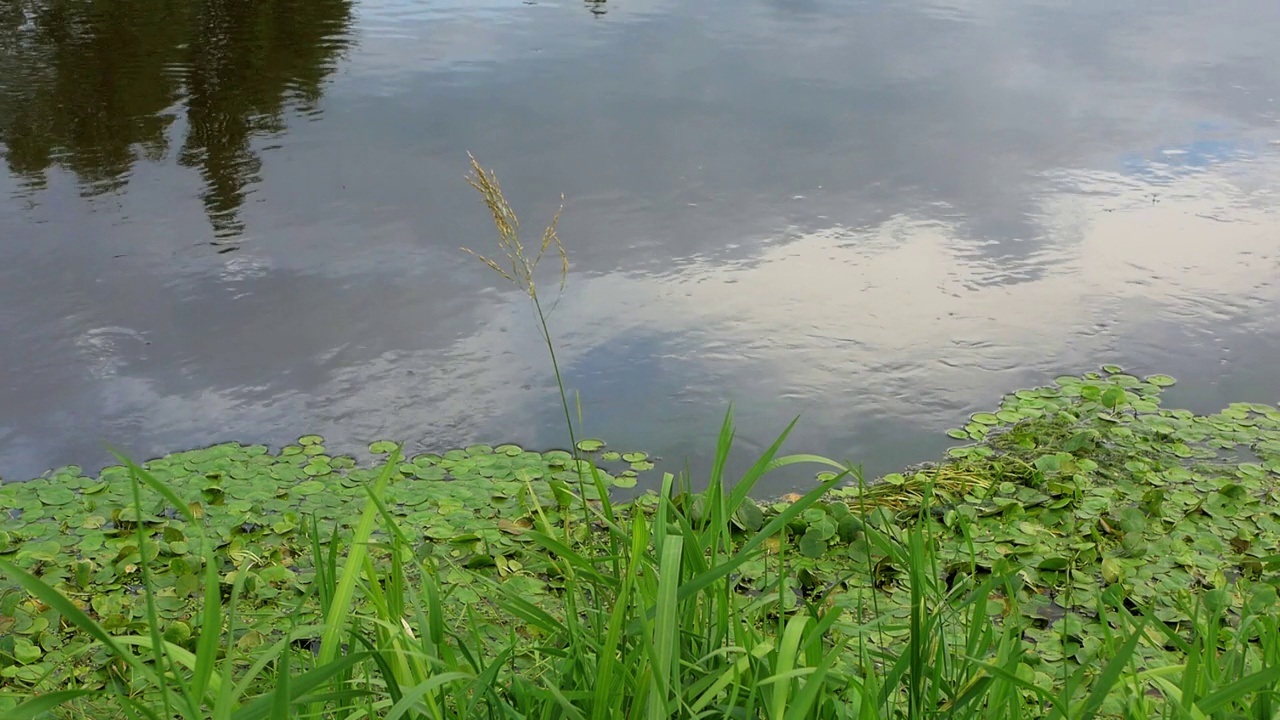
left=2, top=369, right=1279, bottom=718
left=919, top=367, right=1280, bottom=635
left=0, top=455, right=373, bottom=719
left=0, top=437, right=646, bottom=691
left=0, top=404, right=1275, bottom=720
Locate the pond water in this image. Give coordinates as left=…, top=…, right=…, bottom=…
left=2, top=0, right=1279, bottom=495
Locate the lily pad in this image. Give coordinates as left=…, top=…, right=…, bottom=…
left=799, top=529, right=827, bottom=559
left=35, top=487, right=75, bottom=506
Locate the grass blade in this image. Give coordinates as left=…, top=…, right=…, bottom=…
left=234, top=651, right=373, bottom=720
left=3, top=690, right=98, bottom=720
left=646, top=534, right=684, bottom=720
left=0, top=561, right=141, bottom=673
left=677, top=470, right=848, bottom=604
left=1076, top=620, right=1146, bottom=720
left=1195, top=664, right=1280, bottom=715
left=385, top=672, right=476, bottom=720
left=318, top=446, right=401, bottom=667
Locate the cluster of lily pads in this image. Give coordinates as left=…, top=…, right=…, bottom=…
left=0, top=435, right=652, bottom=687
left=758, top=368, right=1280, bottom=680
left=2, top=367, right=1279, bottom=704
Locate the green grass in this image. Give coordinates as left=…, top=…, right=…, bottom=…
left=2, top=416, right=1278, bottom=719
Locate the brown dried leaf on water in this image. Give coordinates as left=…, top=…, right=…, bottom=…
left=497, top=517, right=533, bottom=535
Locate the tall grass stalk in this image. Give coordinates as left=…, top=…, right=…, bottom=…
left=460, top=155, right=586, bottom=489
left=459, top=155, right=628, bottom=637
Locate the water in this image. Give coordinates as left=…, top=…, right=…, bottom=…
left=2, top=0, right=1279, bottom=495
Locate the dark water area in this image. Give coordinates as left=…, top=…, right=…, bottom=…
left=2, top=0, right=1279, bottom=495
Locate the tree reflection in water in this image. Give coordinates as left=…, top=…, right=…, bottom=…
left=0, top=0, right=353, bottom=243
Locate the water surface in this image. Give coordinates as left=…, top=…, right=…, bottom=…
left=2, top=0, right=1279, bottom=494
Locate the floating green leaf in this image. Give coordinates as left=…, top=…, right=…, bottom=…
left=1100, top=387, right=1126, bottom=410
left=798, top=529, right=827, bottom=559
left=35, top=487, right=75, bottom=506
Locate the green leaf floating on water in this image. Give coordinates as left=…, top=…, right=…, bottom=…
left=18, top=539, right=61, bottom=562
left=733, top=499, right=764, bottom=532
left=35, top=486, right=76, bottom=506
left=837, top=515, right=864, bottom=543
left=576, top=439, right=605, bottom=452
left=1062, top=430, right=1097, bottom=453
left=14, top=638, right=42, bottom=664
left=799, top=529, right=827, bottom=559
left=1101, top=386, right=1126, bottom=409
left=543, top=450, right=573, bottom=466
left=971, top=413, right=999, bottom=426
left=369, top=440, right=398, bottom=454
left=1036, top=556, right=1071, bottom=571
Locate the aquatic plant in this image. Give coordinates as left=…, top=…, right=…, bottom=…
left=3, top=369, right=1279, bottom=718
left=460, top=153, right=579, bottom=459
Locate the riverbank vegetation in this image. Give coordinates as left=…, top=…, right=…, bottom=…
left=2, top=371, right=1279, bottom=718
left=2, top=158, right=1278, bottom=717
